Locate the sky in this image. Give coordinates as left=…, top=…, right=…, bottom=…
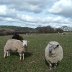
left=0, top=0, right=72, bottom=28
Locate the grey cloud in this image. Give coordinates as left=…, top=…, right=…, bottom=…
left=0, top=0, right=13, bottom=5
left=0, top=0, right=49, bottom=13
left=0, top=0, right=59, bottom=14
left=17, top=15, right=72, bottom=27
left=0, top=13, right=16, bottom=19
left=50, top=8, right=72, bottom=18
left=0, top=0, right=72, bottom=28
left=48, top=0, right=72, bottom=17
left=56, top=9, right=72, bottom=17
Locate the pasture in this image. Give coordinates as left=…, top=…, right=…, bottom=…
left=0, top=33, right=72, bottom=72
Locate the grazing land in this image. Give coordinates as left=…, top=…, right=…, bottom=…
left=0, top=33, right=72, bottom=72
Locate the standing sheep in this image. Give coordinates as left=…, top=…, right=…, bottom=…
left=4, top=39, right=25, bottom=60
left=45, top=41, right=63, bottom=70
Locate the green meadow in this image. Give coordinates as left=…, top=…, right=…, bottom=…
left=0, top=33, right=72, bottom=72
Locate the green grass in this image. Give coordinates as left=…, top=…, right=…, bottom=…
left=0, top=33, right=72, bottom=72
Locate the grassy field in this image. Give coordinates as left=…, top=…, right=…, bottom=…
left=0, top=33, right=72, bottom=72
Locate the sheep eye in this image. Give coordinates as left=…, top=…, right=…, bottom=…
left=56, top=45, right=59, bottom=47
left=54, top=45, right=59, bottom=49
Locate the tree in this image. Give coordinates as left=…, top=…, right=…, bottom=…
left=55, top=28, right=63, bottom=33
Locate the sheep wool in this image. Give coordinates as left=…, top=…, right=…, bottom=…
left=45, top=41, right=63, bottom=69
left=23, top=40, right=28, bottom=52
left=4, top=39, right=25, bottom=60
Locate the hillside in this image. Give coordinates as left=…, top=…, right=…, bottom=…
left=0, top=26, right=35, bottom=32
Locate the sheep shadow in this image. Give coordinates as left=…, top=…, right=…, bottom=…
left=10, top=52, right=33, bottom=58
left=10, top=52, right=19, bottom=56
left=24, top=52, right=33, bottom=58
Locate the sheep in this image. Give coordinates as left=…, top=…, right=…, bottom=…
left=62, top=32, right=66, bottom=35
left=22, top=40, right=28, bottom=52
left=45, top=41, right=63, bottom=70
left=12, top=33, right=23, bottom=41
left=4, top=39, right=25, bottom=60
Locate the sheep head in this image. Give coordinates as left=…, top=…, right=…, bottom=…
left=49, top=41, right=59, bottom=57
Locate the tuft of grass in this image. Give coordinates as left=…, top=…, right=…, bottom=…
left=0, top=33, right=72, bottom=72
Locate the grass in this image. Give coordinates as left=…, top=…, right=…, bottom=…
left=0, top=33, right=72, bottom=72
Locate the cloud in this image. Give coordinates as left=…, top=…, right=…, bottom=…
left=39, top=16, right=72, bottom=27
left=16, top=13, right=72, bottom=28
left=17, top=14, right=35, bottom=22
left=12, top=0, right=48, bottom=13
left=3, top=18, right=17, bottom=22
left=0, top=5, right=17, bottom=19
left=0, top=14, right=72, bottom=28
left=0, top=0, right=72, bottom=28
left=0, top=0, right=13, bottom=4
left=0, top=0, right=49, bottom=13
left=0, top=5, right=7, bottom=15
left=48, top=0, right=72, bottom=17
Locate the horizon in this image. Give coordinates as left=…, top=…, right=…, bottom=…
left=0, top=24, right=71, bottom=28
left=0, top=0, right=72, bottom=28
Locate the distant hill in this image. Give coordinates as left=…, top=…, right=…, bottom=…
left=0, top=26, right=36, bottom=35
left=0, top=25, right=35, bottom=32
left=0, top=26, right=17, bottom=30
left=0, top=25, right=64, bottom=35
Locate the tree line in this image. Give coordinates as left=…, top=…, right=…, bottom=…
left=0, top=26, right=63, bottom=36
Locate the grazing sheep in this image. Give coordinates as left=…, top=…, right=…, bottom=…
left=62, top=32, right=66, bottom=35
left=45, top=41, right=63, bottom=70
left=23, top=40, right=28, bottom=52
left=4, top=39, right=25, bottom=60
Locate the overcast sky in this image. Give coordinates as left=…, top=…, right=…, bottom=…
left=0, top=0, right=72, bottom=28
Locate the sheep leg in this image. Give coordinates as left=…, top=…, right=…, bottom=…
left=8, top=51, right=10, bottom=56
left=54, top=63, right=57, bottom=69
left=4, top=51, right=7, bottom=58
left=19, top=53, right=22, bottom=60
left=49, top=63, right=52, bottom=70
left=23, top=53, right=24, bottom=60
left=7, top=51, right=9, bottom=56
left=6, top=51, right=10, bottom=56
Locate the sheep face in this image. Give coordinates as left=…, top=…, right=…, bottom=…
left=49, top=44, right=59, bottom=57
left=22, top=40, right=29, bottom=52
left=23, top=40, right=28, bottom=47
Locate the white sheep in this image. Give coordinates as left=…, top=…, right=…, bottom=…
left=45, top=41, right=63, bottom=70
left=23, top=40, right=29, bottom=52
left=4, top=39, right=25, bottom=60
